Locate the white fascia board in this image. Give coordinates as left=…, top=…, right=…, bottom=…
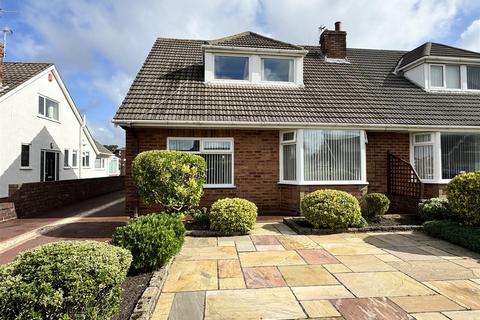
left=202, top=45, right=308, bottom=57
left=399, top=55, right=480, bottom=72
left=112, top=119, right=480, bottom=132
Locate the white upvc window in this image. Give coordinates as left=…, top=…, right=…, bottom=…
left=95, top=157, right=105, bottom=169
left=411, top=132, right=480, bottom=183
left=82, top=151, right=90, bottom=168
left=71, top=150, right=78, bottom=168
left=214, top=54, right=250, bottom=82
left=64, top=149, right=70, bottom=168
left=279, top=129, right=367, bottom=185
left=428, top=63, right=479, bottom=91
left=167, top=137, right=234, bottom=188
left=38, top=95, right=59, bottom=121
left=261, top=57, right=294, bottom=83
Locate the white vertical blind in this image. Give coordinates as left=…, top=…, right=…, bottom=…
left=282, top=144, right=296, bottom=181
left=430, top=65, right=444, bottom=87
left=303, top=130, right=361, bottom=181
left=413, top=145, right=434, bottom=179
left=202, top=154, right=232, bottom=185
left=467, top=66, right=480, bottom=90
left=441, top=134, right=480, bottom=179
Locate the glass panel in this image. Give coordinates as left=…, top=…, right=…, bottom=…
left=64, top=149, right=69, bottom=167
left=441, top=134, right=480, bottom=179
left=430, top=65, right=444, bottom=87
left=414, top=145, right=434, bottom=179
left=414, top=134, right=432, bottom=143
left=72, top=150, right=77, bottom=167
left=38, top=96, right=45, bottom=115
left=40, top=151, right=44, bottom=181
left=282, top=132, right=295, bottom=142
left=168, top=139, right=200, bottom=152
left=446, top=65, right=460, bottom=89
left=201, top=154, right=232, bottom=185
left=95, top=157, right=102, bottom=168
left=203, top=140, right=231, bottom=151
left=109, top=159, right=118, bottom=174
left=303, top=130, right=361, bottom=181
left=46, top=98, right=59, bottom=120
left=214, top=56, right=249, bottom=80
left=282, top=144, right=296, bottom=181
left=467, top=66, right=480, bottom=90
left=21, top=145, right=30, bottom=167
left=262, top=58, right=294, bottom=82
left=82, top=152, right=90, bottom=167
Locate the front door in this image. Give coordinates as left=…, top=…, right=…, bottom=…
left=41, top=151, right=59, bottom=181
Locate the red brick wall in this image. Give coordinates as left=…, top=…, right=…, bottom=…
left=8, top=176, right=124, bottom=218
left=424, top=184, right=448, bottom=198
left=0, top=202, right=16, bottom=222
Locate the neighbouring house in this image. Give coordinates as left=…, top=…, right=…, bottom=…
left=114, top=147, right=126, bottom=175
left=113, top=22, right=480, bottom=215
left=0, top=45, right=120, bottom=197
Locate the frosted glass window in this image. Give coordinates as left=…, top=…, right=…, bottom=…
left=446, top=65, right=460, bottom=89
left=430, top=65, right=444, bottom=87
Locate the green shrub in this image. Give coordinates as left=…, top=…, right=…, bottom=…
left=361, top=193, right=390, bottom=221
left=301, top=189, right=366, bottom=230
left=418, top=197, right=450, bottom=221
left=447, top=171, right=480, bottom=225
left=0, top=241, right=131, bottom=320
left=112, top=213, right=185, bottom=272
left=423, top=220, right=480, bottom=253
left=209, top=198, right=257, bottom=235
left=132, top=150, right=206, bottom=213
left=191, top=207, right=210, bottom=226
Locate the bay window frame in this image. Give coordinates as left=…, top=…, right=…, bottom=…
left=279, top=129, right=367, bottom=185
left=167, top=137, right=235, bottom=188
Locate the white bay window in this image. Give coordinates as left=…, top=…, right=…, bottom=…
left=280, top=129, right=366, bottom=184
left=412, top=132, right=480, bottom=182
left=167, top=138, right=234, bottom=187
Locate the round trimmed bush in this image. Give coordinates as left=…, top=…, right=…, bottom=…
left=361, top=193, right=390, bottom=221
left=132, top=150, right=206, bottom=213
left=418, top=197, right=450, bottom=221
left=447, top=171, right=480, bottom=225
left=301, top=189, right=366, bottom=230
left=0, top=241, right=131, bottom=320
left=112, top=213, right=185, bottom=272
left=209, top=198, right=257, bottom=235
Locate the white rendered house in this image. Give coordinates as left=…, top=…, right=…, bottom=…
left=0, top=60, right=119, bottom=197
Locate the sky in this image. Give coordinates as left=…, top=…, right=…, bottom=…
left=2, top=0, right=480, bottom=147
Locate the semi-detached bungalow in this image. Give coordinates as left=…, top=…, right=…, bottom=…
left=113, top=22, right=480, bottom=215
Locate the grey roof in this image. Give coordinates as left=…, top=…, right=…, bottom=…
left=1, top=62, right=52, bottom=97
left=114, top=35, right=480, bottom=128
left=399, top=42, right=480, bottom=68
left=208, top=31, right=303, bottom=50
left=94, top=140, right=113, bottom=155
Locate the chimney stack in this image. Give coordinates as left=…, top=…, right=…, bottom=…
left=320, top=21, right=347, bottom=59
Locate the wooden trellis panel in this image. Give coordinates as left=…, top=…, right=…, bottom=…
left=387, top=151, right=424, bottom=199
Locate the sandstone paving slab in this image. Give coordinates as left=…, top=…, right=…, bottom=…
left=292, top=285, right=354, bottom=300
left=385, top=247, right=442, bottom=261
left=250, top=223, right=283, bottom=235
left=276, top=235, right=319, bottom=249
left=236, top=241, right=256, bottom=252
left=324, top=263, right=352, bottom=273
left=300, top=300, right=341, bottom=318
left=471, top=278, right=480, bottom=285
left=251, top=235, right=281, bottom=245
left=178, top=246, right=237, bottom=260
left=184, top=237, right=217, bottom=248
left=169, top=291, right=205, bottom=320
left=218, top=259, right=242, bottom=278
left=411, top=312, right=450, bottom=320
left=205, top=287, right=306, bottom=320
left=323, top=243, right=387, bottom=256
left=255, top=244, right=285, bottom=251
left=451, top=258, right=480, bottom=269
left=274, top=223, right=297, bottom=235
left=375, top=254, right=402, bottom=262
left=417, top=246, right=461, bottom=260
left=389, top=295, right=464, bottom=313
left=243, top=266, right=287, bottom=288
left=151, top=293, right=174, bottom=320
left=219, top=277, right=246, bottom=289
left=163, top=260, right=218, bottom=292
left=374, top=234, right=421, bottom=247
left=227, top=235, right=252, bottom=243
left=421, top=241, right=480, bottom=259
left=239, top=250, right=306, bottom=267
left=425, top=280, right=480, bottom=309
left=336, top=255, right=396, bottom=272
left=217, top=237, right=235, bottom=247
left=442, top=310, right=480, bottom=320
left=297, top=249, right=339, bottom=264
left=388, top=260, right=476, bottom=281
left=308, top=234, right=352, bottom=245
left=332, top=297, right=411, bottom=320
left=336, top=272, right=434, bottom=297
left=403, top=231, right=436, bottom=242
left=278, top=265, right=338, bottom=286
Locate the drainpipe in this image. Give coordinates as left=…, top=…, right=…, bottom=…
left=129, top=126, right=140, bottom=218
left=79, top=115, right=86, bottom=179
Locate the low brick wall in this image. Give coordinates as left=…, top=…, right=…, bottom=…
left=8, top=176, right=124, bottom=218
left=0, top=201, right=16, bottom=222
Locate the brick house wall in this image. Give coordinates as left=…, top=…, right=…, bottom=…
left=125, top=128, right=445, bottom=215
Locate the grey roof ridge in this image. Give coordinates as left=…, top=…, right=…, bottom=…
left=208, top=30, right=304, bottom=50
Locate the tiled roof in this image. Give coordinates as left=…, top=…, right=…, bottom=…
left=399, top=42, right=480, bottom=68
left=1, top=62, right=52, bottom=97
left=208, top=31, right=303, bottom=50
left=114, top=37, right=480, bottom=128
left=94, top=140, right=113, bottom=155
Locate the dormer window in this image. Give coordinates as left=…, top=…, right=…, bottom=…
left=429, top=64, right=460, bottom=89
left=467, top=66, right=480, bottom=90
left=261, top=58, right=294, bottom=82
left=214, top=55, right=249, bottom=81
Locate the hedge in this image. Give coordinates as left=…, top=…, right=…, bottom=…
left=423, top=220, right=480, bottom=253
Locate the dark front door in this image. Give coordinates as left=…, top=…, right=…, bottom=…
left=41, top=151, right=59, bottom=182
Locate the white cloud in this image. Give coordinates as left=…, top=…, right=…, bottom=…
left=93, top=72, right=133, bottom=106
left=460, top=19, right=480, bottom=51
left=89, top=122, right=125, bottom=147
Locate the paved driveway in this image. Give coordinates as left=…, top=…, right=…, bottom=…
left=154, top=222, right=480, bottom=320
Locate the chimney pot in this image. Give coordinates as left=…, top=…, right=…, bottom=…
left=335, top=21, right=341, bottom=31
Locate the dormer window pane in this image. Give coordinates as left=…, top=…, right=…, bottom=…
left=467, top=66, right=480, bottom=90
left=430, top=65, right=443, bottom=87
left=262, top=58, right=294, bottom=82
left=446, top=65, right=460, bottom=89
left=214, top=56, right=249, bottom=80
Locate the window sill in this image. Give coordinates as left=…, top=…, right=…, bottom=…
left=20, top=166, right=32, bottom=170
left=204, top=185, right=236, bottom=189
left=37, top=115, right=60, bottom=123
left=278, top=181, right=369, bottom=186
left=421, top=179, right=451, bottom=184
left=63, top=166, right=71, bottom=170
